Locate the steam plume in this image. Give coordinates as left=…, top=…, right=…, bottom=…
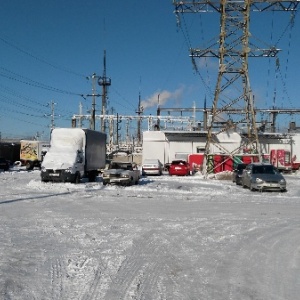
left=141, top=87, right=184, bottom=110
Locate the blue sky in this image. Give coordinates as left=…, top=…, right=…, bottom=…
left=0, top=1, right=299, bottom=140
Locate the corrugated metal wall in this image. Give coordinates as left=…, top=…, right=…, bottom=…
left=0, top=142, right=21, bottom=163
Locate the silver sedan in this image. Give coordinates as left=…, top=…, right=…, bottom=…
left=241, top=163, right=287, bottom=192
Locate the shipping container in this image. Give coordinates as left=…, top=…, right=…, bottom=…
left=188, top=153, right=204, bottom=173
left=223, top=155, right=234, bottom=172
left=214, top=155, right=223, bottom=173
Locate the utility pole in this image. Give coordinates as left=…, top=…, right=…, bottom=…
left=91, top=73, right=99, bottom=131
left=98, top=50, right=111, bottom=133
left=136, top=91, right=143, bottom=145
left=156, top=94, right=161, bottom=130
left=116, top=113, right=122, bottom=149
left=85, top=73, right=101, bottom=131
left=79, top=102, right=83, bottom=128
left=50, top=100, right=56, bottom=131
left=45, top=100, right=56, bottom=132
left=125, top=118, right=130, bottom=145
left=108, top=116, right=114, bottom=152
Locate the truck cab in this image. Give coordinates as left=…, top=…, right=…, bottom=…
left=40, top=128, right=106, bottom=183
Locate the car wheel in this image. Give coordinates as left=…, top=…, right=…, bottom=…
left=130, top=177, right=134, bottom=186
left=73, top=173, right=80, bottom=184
left=250, top=183, right=255, bottom=191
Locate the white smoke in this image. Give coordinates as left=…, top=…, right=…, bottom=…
left=141, top=87, right=184, bottom=110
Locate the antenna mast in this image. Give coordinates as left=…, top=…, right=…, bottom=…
left=98, top=50, right=111, bottom=133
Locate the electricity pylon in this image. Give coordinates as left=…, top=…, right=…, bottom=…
left=173, top=0, right=299, bottom=173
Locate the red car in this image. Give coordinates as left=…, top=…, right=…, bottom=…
left=169, top=160, right=191, bottom=176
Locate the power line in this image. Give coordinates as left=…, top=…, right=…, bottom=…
left=0, top=84, right=49, bottom=108
left=0, top=35, right=87, bottom=79
left=0, top=67, right=82, bottom=96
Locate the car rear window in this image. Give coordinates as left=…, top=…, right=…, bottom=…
left=172, top=160, right=186, bottom=166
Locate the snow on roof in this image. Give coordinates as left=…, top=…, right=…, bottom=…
left=42, top=128, right=85, bottom=170
left=50, top=128, right=85, bottom=150
left=215, top=131, right=242, bottom=143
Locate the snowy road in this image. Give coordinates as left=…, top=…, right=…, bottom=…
left=0, top=169, right=300, bottom=299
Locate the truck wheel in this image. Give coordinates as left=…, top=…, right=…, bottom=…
left=88, top=171, right=97, bottom=182
left=26, top=161, right=33, bottom=171
left=74, top=173, right=80, bottom=184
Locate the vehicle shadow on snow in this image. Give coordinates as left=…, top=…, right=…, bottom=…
left=138, top=176, right=155, bottom=185
left=99, top=178, right=153, bottom=187
left=0, top=191, right=71, bottom=205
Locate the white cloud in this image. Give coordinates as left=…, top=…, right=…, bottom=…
left=141, top=87, right=184, bottom=110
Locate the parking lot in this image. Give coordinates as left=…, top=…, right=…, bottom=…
left=1, top=169, right=300, bottom=299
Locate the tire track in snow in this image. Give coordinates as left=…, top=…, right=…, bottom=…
left=103, top=228, right=201, bottom=300
left=50, top=258, right=64, bottom=300
left=80, top=264, right=103, bottom=300
left=104, top=220, right=212, bottom=300
left=79, top=255, right=114, bottom=300
left=104, top=230, right=167, bottom=300
left=66, top=255, right=111, bottom=300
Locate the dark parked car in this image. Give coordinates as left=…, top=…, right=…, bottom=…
left=0, top=157, right=10, bottom=171
left=169, top=160, right=191, bottom=176
left=232, top=163, right=247, bottom=185
left=241, top=163, right=287, bottom=192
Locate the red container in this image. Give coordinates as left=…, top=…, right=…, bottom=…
left=214, top=155, right=223, bottom=173
left=188, top=153, right=204, bottom=172
left=242, top=155, right=252, bottom=164
left=223, top=155, right=233, bottom=171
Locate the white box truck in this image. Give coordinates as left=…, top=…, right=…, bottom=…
left=41, top=128, right=106, bottom=183
left=20, top=140, right=50, bottom=170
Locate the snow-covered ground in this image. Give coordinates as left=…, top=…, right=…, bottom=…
left=1, top=167, right=300, bottom=300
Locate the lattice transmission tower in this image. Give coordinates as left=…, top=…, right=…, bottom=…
left=173, top=0, right=299, bottom=173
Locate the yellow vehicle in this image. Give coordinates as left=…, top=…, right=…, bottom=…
left=20, top=140, right=50, bottom=170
